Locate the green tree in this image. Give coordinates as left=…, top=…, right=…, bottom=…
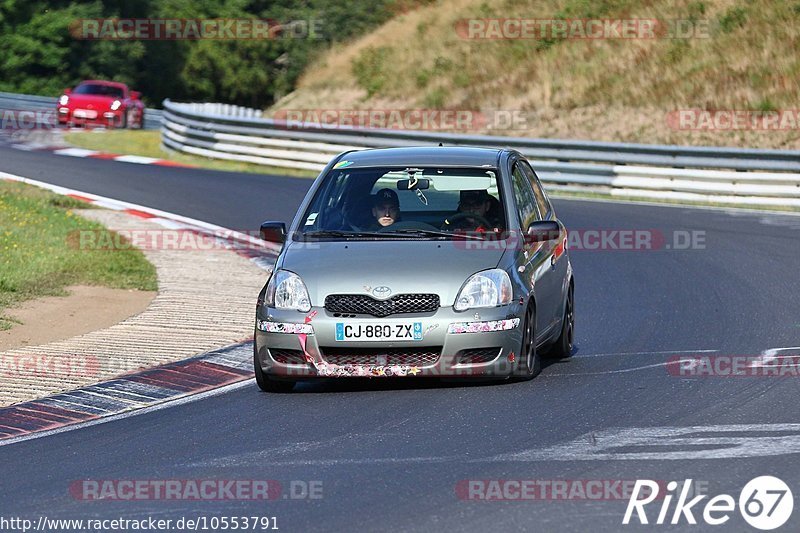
left=0, top=0, right=428, bottom=107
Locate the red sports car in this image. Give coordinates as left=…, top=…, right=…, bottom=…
left=57, top=80, right=144, bottom=129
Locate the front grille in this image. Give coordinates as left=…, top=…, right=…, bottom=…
left=320, top=346, right=442, bottom=367
left=456, top=347, right=502, bottom=365
left=325, top=294, right=439, bottom=317
left=269, top=348, right=307, bottom=365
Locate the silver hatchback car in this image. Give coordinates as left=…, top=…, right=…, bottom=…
left=254, top=147, right=574, bottom=392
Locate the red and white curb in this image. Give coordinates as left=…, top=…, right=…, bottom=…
left=0, top=171, right=282, bottom=444
left=0, top=171, right=281, bottom=269
left=4, top=128, right=192, bottom=168
left=49, top=147, right=191, bottom=167
left=0, top=342, right=254, bottom=446
left=10, top=144, right=192, bottom=167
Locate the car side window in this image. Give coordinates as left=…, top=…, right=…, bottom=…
left=519, top=160, right=550, bottom=219
left=307, top=171, right=348, bottom=229
left=511, top=162, right=540, bottom=229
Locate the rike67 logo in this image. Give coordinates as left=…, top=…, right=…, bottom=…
left=623, top=476, right=793, bottom=530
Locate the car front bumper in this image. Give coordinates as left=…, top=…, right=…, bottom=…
left=58, top=108, right=123, bottom=127
left=255, top=303, right=528, bottom=379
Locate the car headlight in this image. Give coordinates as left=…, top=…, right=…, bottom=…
left=59, top=95, right=69, bottom=106
left=264, top=270, right=311, bottom=312
left=110, top=100, right=122, bottom=111
left=454, top=269, right=513, bottom=311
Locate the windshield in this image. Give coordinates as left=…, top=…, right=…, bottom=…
left=297, top=166, right=507, bottom=239
left=73, top=84, right=124, bottom=98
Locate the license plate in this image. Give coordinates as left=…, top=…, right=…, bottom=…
left=335, top=322, right=423, bottom=342
left=74, top=109, right=97, bottom=119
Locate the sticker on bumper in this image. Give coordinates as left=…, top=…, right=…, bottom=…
left=257, top=320, right=313, bottom=334
left=447, top=318, right=520, bottom=334
left=315, top=363, right=420, bottom=377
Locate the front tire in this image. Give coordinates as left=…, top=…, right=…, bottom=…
left=547, top=284, right=574, bottom=359
left=516, top=305, right=540, bottom=381
left=254, top=348, right=295, bottom=393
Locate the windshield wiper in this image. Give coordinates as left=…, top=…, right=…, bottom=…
left=378, top=229, right=486, bottom=240
left=302, top=229, right=487, bottom=241
left=300, top=229, right=417, bottom=239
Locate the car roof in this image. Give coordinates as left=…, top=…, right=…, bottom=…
left=338, top=146, right=504, bottom=168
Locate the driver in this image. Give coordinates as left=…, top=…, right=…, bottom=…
left=445, top=189, right=500, bottom=232
left=369, top=188, right=400, bottom=229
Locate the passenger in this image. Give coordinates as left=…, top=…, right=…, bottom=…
left=370, top=188, right=400, bottom=228
left=445, top=190, right=501, bottom=232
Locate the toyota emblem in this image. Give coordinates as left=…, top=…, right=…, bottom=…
left=372, top=286, right=392, bottom=298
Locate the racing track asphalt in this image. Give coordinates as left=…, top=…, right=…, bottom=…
left=1, top=144, right=799, bottom=532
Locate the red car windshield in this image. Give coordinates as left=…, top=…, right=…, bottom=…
left=73, top=84, right=124, bottom=98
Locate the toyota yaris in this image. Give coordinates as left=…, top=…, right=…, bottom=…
left=254, top=146, right=574, bottom=392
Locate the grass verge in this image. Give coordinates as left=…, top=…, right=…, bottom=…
left=62, top=130, right=318, bottom=178
left=0, top=180, right=158, bottom=330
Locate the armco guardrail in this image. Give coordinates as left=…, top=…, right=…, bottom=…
left=0, top=91, right=163, bottom=130
left=10, top=88, right=794, bottom=208
left=161, top=100, right=800, bottom=207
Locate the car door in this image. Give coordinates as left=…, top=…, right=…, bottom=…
left=520, top=159, right=568, bottom=333
left=510, top=159, right=561, bottom=340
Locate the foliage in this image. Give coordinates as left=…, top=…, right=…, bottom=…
left=0, top=0, right=419, bottom=107
left=352, top=46, right=393, bottom=97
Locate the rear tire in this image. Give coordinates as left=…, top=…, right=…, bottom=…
left=516, top=305, right=540, bottom=381
left=254, top=348, right=296, bottom=393
left=547, top=284, right=574, bottom=359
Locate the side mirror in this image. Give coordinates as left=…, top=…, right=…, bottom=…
left=527, top=220, right=560, bottom=243
left=64, top=88, right=72, bottom=95
left=130, top=91, right=141, bottom=100
left=260, top=221, right=286, bottom=244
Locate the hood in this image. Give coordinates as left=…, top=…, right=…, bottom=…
left=281, top=239, right=507, bottom=307
left=67, top=94, right=120, bottom=109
